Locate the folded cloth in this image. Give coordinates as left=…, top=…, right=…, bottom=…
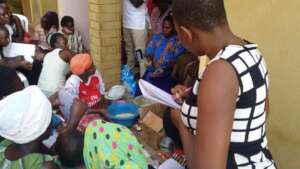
left=0, top=86, right=52, bottom=144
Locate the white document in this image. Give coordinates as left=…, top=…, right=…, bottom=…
left=139, top=79, right=181, bottom=109
left=3, top=42, right=35, bottom=63
left=58, top=88, right=76, bottom=121
left=42, top=130, right=58, bottom=148
left=158, top=159, right=185, bottom=169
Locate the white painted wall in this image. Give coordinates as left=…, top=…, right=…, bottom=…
left=58, top=0, right=90, bottom=49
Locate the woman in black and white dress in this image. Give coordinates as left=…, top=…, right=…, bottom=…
left=169, top=0, right=277, bottom=168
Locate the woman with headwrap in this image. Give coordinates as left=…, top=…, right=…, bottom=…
left=0, top=66, right=23, bottom=142
left=0, top=66, right=66, bottom=144
left=0, top=86, right=60, bottom=169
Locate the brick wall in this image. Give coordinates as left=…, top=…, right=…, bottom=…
left=88, top=0, right=121, bottom=88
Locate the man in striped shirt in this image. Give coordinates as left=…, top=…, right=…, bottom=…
left=61, top=16, right=85, bottom=54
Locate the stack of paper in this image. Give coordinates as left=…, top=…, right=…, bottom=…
left=58, top=89, right=76, bottom=121
left=3, top=42, right=35, bottom=63
left=139, top=79, right=181, bottom=109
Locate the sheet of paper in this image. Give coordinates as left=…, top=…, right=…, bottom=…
left=139, top=79, right=181, bottom=109
left=158, top=159, right=185, bottom=169
left=3, top=42, right=35, bottom=63
left=42, top=130, right=58, bottom=148
left=58, top=89, right=76, bottom=121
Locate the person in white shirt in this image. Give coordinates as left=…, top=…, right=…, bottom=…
left=38, top=32, right=73, bottom=97
left=123, top=0, right=148, bottom=77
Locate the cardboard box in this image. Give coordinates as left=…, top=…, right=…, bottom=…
left=139, top=111, right=165, bottom=150
left=139, top=103, right=168, bottom=119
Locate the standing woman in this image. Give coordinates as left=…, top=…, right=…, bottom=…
left=170, top=0, right=276, bottom=169
left=149, top=0, right=172, bottom=36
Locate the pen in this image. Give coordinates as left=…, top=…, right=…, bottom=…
left=172, top=87, right=193, bottom=104
left=184, top=87, right=192, bottom=93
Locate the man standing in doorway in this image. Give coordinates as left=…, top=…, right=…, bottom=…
left=123, top=0, right=148, bottom=77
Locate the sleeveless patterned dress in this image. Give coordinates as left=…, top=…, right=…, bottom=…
left=181, top=43, right=276, bottom=169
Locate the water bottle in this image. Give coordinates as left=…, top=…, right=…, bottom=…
left=160, top=136, right=175, bottom=155
left=136, top=49, right=147, bottom=77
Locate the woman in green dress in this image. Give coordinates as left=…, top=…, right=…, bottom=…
left=56, top=119, right=149, bottom=169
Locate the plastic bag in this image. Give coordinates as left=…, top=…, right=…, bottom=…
left=121, top=65, right=138, bottom=96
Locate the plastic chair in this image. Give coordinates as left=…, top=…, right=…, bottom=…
left=17, top=72, right=29, bottom=87
left=12, top=13, right=29, bottom=32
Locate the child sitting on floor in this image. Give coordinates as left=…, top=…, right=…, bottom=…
left=61, top=16, right=85, bottom=54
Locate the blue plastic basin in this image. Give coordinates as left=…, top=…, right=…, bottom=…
left=107, top=102, right=139, bottom=127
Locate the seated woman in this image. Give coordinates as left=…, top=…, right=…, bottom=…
left=0, top=86, right=60, bottom=169
left=143, top=15, right=185, bottom=93
left=62, top=54, right=106, bottom=131
left=64, top=54, right=105, bottom=109
left=163, top=52, right=200, bottom=146
left=0, top=24, right=31, bottom=68
left=55, top=120, right=149, bottom=169
left=0, top=5, right=12, bottom=40
left=38, top=32, right=73, bottom=97
left=0, top=67, right=34, bottom=142
left=171, top=51, right=199, bottom=87
left=33, top=11, right=59, bottom=49
left=0, top=1, right=24, bottom=42
left=0, top=25, right=38, bottom=85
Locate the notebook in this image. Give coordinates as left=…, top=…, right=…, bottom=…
left=139, top=79, right=181, bottom=109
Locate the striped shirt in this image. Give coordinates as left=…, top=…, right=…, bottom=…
left=66, top=30, right=84, bottom=54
